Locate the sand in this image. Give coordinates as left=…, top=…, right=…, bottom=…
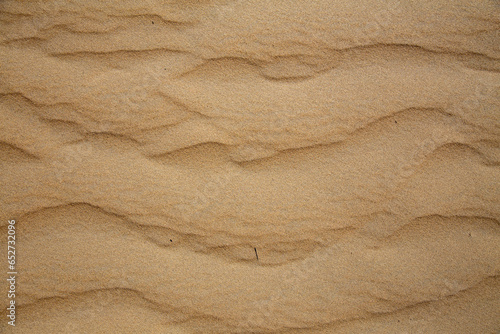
left=1, top=0, right=499, bottom=333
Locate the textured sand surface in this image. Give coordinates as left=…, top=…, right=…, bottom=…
left=1, top=0, right=499, bottom=333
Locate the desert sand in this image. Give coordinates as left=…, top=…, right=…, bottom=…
left=1, top=0, right=499, bottom=333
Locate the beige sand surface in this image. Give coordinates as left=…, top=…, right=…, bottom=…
left=1, top=0, right=499, bottom=333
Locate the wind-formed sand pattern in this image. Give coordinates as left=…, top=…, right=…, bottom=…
left=1, top=0, right=499, bottom=333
